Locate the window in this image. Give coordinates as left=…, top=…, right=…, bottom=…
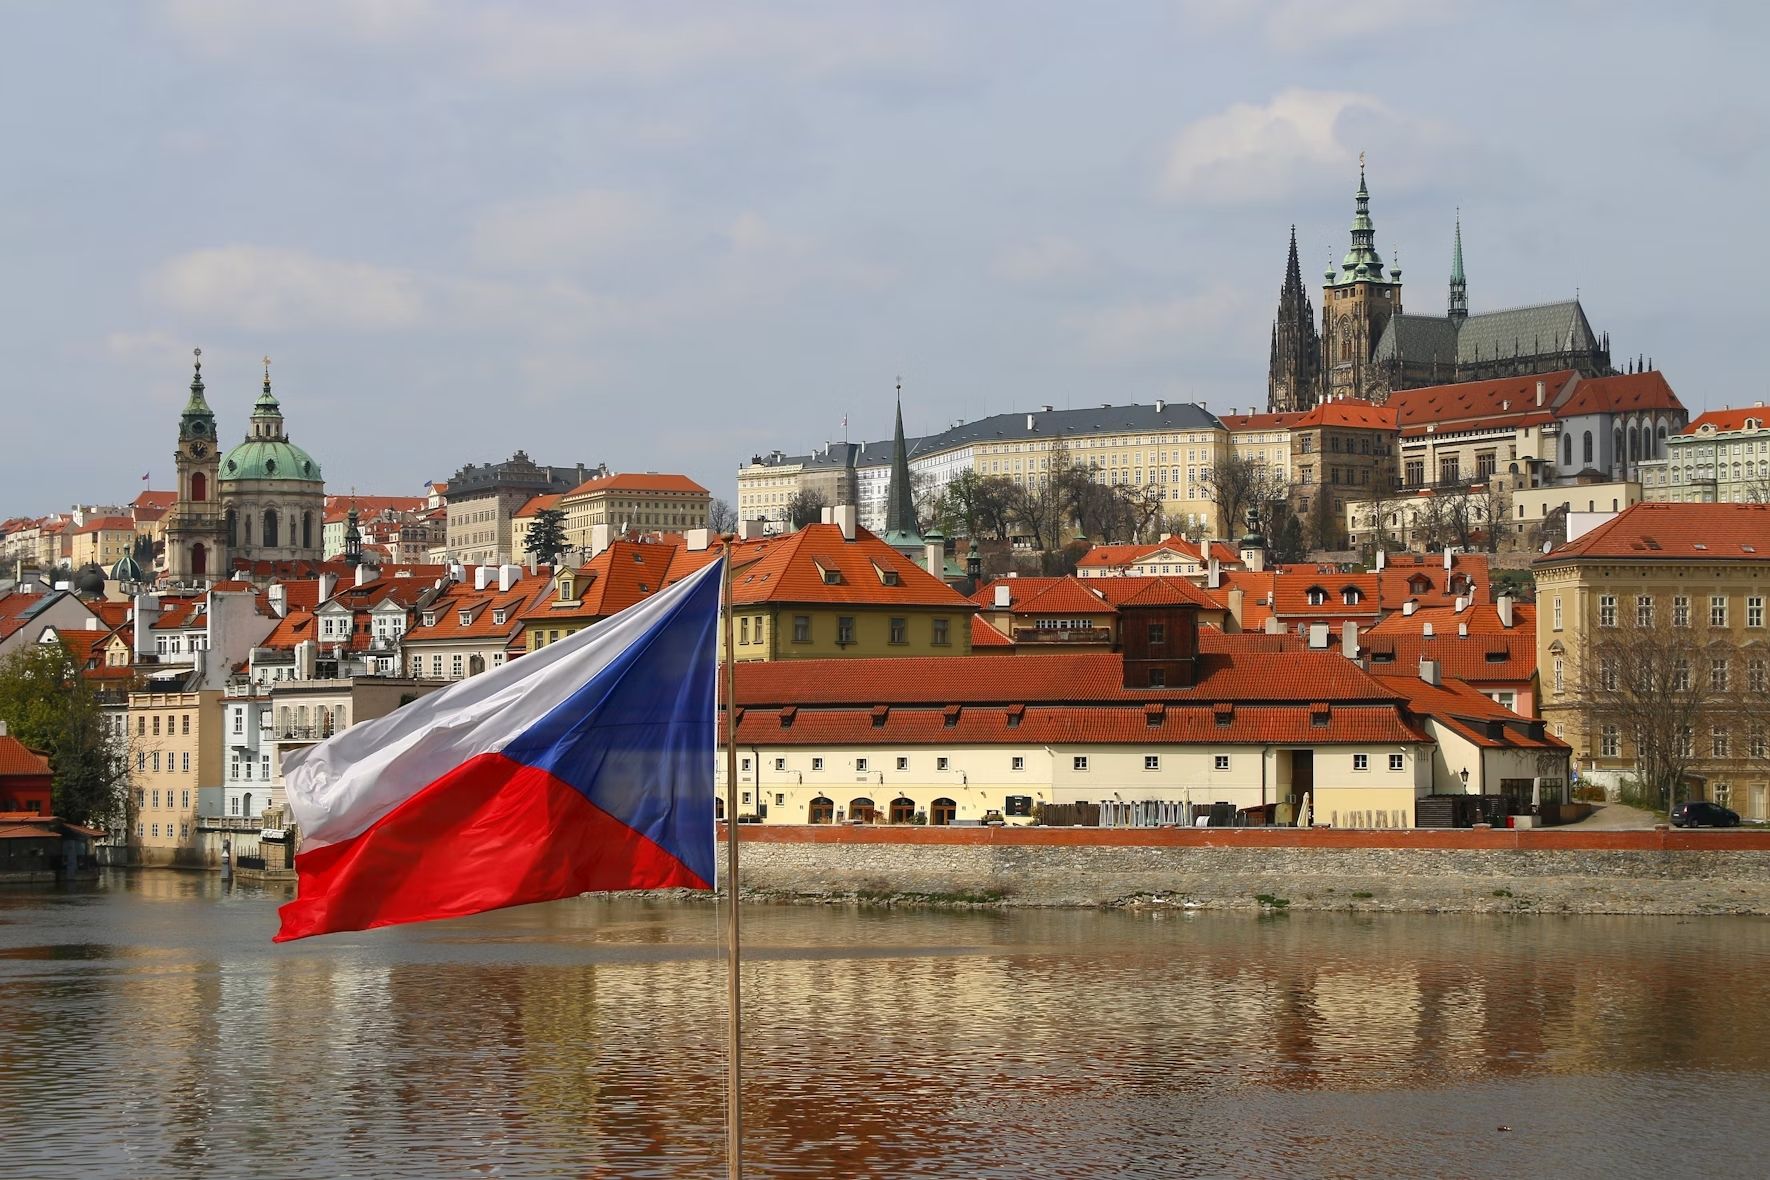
left=855, top=758, right=869, bottom=773
left=451, top=654, right=464, bottom=678
left=230, top=796, right=240, bottom=816
left=260, top=754, right=270, bottom=778
left=181, top=790, right=189, bottom=809
left=1713, top=659, right=1730, bottom=692
left=1388, top=753, right=1405, bottom=771
left=1752, top=728, right=1766, bottom=760
left=181, top=752, right=190, bottom=773
left=233, top=711, right=243, bottom=735
left=1552, top=596, right=1563, bottom=631
left=1750, top=596, right=1765, bottom=628
left=1711, top=595, right=1728, bottom=627
left=1673, top=595, right=1691, bottom=627
left=1215, top=754, right=1231, bottom=771
left=1353, top=753, right=1369, bottom=771
left=1751, top=659, right=1768, bottom=694
left=774, top=757, right=786, bottom=771
left=153, top=716, right=160, bottom=736
left=1011, top=756, right=1025, bottom=771
left=889, top=617, right=907, bottom=645
left=1599, top=657, right=1618, bottom=692
left=1598, top=595, right=1617, bottom=627
left=793, top=615, right=811, bottom=643
left=741, top=757, right=751, bottom=772
left=937, top=757, right=950, bottom=771
left=836, top=617, right=855, bottom=646
left=1148, top=623, right=1166, bottom=644
left=152, top=752, right=160, bottom=772
left=739, top=617, right=749, bottom=644
left=932, top=617, right=950, bottom=646
left=811, top=757, right=824, bottom=771
left=1713, top=728, right=1730, bottom=758
left=1674, top=659, right=1691, bottom=691
left=1601, top=724, right=1620, bottom=758
left=1636, top=595, right=1654, bottom=627
left=1553, top=657, right=1564, bottom=694
left=1072, top=756, right=1089, bottom=771
left=431, top=655, right=443, bottom=677
left=896, top=757, right=908, bottom=771
left=1144, top=755, right=1160, bottom=771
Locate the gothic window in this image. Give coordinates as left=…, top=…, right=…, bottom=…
left=1563, top=435, right=1572, bottom=467
left=191, top=472, right=207, bottom=502
left=1629, top=425, right=1640, bottom=462
left=302, top=511, right=313, bottom=550
left=263, top=509, right=279, bottom=548
left=225, top=509, right=237, bottom=548
left=1582, top=431, right=1593, bottom=464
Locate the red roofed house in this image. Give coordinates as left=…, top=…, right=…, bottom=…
left=0, top=589, right=99, bottom=660
left=1289, top=399, right=1400, bottom=550
left=1075, top=535, right=1241, bottom=579
left=1640, top=401, right=1770, bottom=505
left=723, top=583, right=1565, bottom=828
left=0, top=732, right=54, bottom=814
left=560, top=472, right=711, bottom=553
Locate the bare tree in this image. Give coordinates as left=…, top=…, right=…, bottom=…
left=1444, top=490, right=1477, bottom=553
left=1201, top=451, right=1288, bottom=541
left=1471, top=480, right=1512, bottom=552
left=1573, top=608, right=1735, bottom=814
left=1411, top=493, right=1450, bottom=552
left=1529, top=504, right=1569, bottom=552
left=707, top=498, right=738, bottom=533
left=934, top=470, right=1018, bottom=541
left=785, top=488, right=828, bottom=530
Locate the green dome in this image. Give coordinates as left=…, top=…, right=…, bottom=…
left=220, top=439, right=323, bottom=482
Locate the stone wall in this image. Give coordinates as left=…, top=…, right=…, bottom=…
left=716, top=826, right=1770, bottom=916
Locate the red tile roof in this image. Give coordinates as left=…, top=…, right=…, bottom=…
left=513, top=493, right=562, bottom=519
left=969, top=616, right=1014, bottom=648
left=131, top=490, right=176, bottom=512
left=1555, top=370, right=1684, bottom=417
left=1363, top=631, right=1536, bottom=685
left=404, top=578, right=552, bottom=643
left=1385, top=674, right=1564, bottom=750
left=1389, top=370, right=1578, bottom=431
left=521, top=540, right=678, bottom=624
left=729, top=524, right=973, bottom=609
left=564, top=472, right=709, bottom=498
left=73, top=515, right=134, bottom=534
left=1540, top=501, right=1770, bottom=563
left=967, top=576, right=1083, bottom=609
left=0, top=735, right=52, bottom=777
left=1681, top=405, right=1770, bottom=435
left=1365, top=601, right=1534, bottom=637
left=1222, top=410, right=1306, bottom=431
left=1294, top=399, right=1398, bottom=431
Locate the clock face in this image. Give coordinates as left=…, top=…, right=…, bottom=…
left=190, top=442, right=208, bottom=458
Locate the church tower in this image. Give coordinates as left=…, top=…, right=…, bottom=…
left=1268, top=226, right=1321, bottom=412
left=165, top=349, right=226, bottom=582
left=1320, top=160, right=1403, bottom=401
left=1448, top=211, right=1469, bottom=322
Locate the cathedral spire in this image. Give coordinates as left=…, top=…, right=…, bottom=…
left=883, top=378, right=918, bottom=541
left=1335, top=154, right=1386, bottom=285
left=1268, top=225, right=1321, bottom=412
left=1448, top=210, right=1469, bottom=322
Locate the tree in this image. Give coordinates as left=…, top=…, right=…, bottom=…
left=1265, top=499, right=1307, bottom=564
left=522, top=506, right=568, bottom=565
left=1359, top=466, right=1403, bottom=554
left=0, top=642, right=132, bottom=829
left=1201, top=451, right=1288, bottom=543
left=1472, top=480, right=1513, bottom=552
left=707, top=498, right=738, bottom=534
left=1530, top=504, right=1570, bottom=552
left=786, top=488, right=828, bottom=530
left=1412, top=493, right=1450, bottom=552
left=1444, top=490, right=1477, bottom=553
left=938, top=469, right=1017, bottom=542
left=1305, top=486, right=1343, bottom=551
left=1572, top=610, right=1735, bottom=816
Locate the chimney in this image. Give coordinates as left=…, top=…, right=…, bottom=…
left=1423, top=621, right=1435, bottom=638
left=86, top=616, right=101, bottom=630
left=736, top=519, right=764, bottom=542
left=498, top=564, right=520, bottom=592
left=1455, top=596, right=1469, bottom=614
left=1264, top=616, right=1281, bottom=635
left=1026, top=414, right=1035, bottom=430
left=317, top=569, right=338, bottom=602
left=820, top=505, right=834, bottom=525
left=833, top=504, right=857, bottom=541
left=590, top=523, right=611, bottom=556
left=1443, top=547, right=1453, bottom=571
left=994, top=583, right=1012, bottom=608
left=1535, top=380, right=1546, bottom=407
left=1341, top=620, right=1359, bottom=660
left=267, top=584, right=287, bottom=619
left=1154, top=399, right=1166, bottom=413
left=1227, top=586, right=1245, bottom=629
left=1458, top=621, right=1469, bottom=638
left=355, top=563, right=371, bottom=587
left=1308, top=623, right=1329, bottom=649
left=1403, top=600, right=1417, bottom=617
left=1497, top=593, right=1515, bottom=629
left=1375, top=549, right=1385, bottom=571
left=1419, top=658, right=1441, bottom=686
left=295, top=638, right=317, bottom=681
left=0, top=720, right=6, bottom=737
left=1041, top=404, right=1054, bottom=413
left=685, top=528, right=711, bottom=552
left=924, top=539, right=944, bottom=577
left=132, top=593, right=161, bottom=659
left=1207, top=557, right=1221, bottom=589
left=474, top=565, right=492, bottom=591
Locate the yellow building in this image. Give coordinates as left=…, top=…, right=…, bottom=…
left=126, top=689, right=222, bottom=866
left=68, top=516, right=137, bottom=570
left=1535, top=501, right=1770, bottom=820
left=559, top=472, right=710, bottom=552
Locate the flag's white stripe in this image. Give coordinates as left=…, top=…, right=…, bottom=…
left=285, top=560, right=721, bottom=851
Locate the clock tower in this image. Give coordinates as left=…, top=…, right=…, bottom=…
left=165, top=349, right=227, bottom=582
left=1320, top=160, right=1403, bottom=402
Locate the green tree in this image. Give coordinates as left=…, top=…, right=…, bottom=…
left=0, top=642, right=131, bottom=828
left=1265, top=499, right=1307, bottom=564
left=523, top=506, right=569, bottom=564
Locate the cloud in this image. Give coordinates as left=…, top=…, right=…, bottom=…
left=1068, top=287, right=1255, bottom=363
left=1160, top=88, right=1444, bottom=204
left=147, top=246, right=427, bottom=332
left=471, top=189, right=663, bottom=271
left=992, top=236, right=1092, bottom=284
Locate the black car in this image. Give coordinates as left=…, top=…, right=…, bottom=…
left=1671, top=800, right=1741, bottom=828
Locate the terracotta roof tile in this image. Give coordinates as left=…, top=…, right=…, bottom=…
left=564, top=471, right=708, bottom=498
left=729, top=524, right=973, bottom=608
left=1389, top=370, right=1578, bottom=431
left=969, top=616, right=1014, bottom=648
left=1681, top=405, right=1770, bottom=434
left=1294, top=399, right=1398, bottom=430
left=1540, top=501, right=1770, bottom=563
left=0, top=735, right=52, bottom=777
left=1555, top=370, right=1684, bottom=417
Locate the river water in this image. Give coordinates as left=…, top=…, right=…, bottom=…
left=1, top=871, right=1765, bottom=1179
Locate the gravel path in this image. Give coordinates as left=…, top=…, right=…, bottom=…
left=1566, top=801, right=1661, bottom=829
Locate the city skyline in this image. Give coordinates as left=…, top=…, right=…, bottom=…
left=4, top=2, right=1767, bottom=512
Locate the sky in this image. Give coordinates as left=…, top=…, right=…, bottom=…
left=3, top=1, right=1768, bottom=516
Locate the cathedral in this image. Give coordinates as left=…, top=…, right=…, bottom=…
left=1268, top=165, right=1616, bottom=410
left=163, top=350, right=326, bottom=583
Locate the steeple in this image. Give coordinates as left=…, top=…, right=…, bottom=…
left=1268, top=225, right=1322, bottom=412
left=1334, top=156, right=1387, bottom=286
left=883, top=379, right=920, bottom=543
left=249, top=355, right=287, bottom=441
left=180, top=347, right=216, bottom=440
left=1448, top=211, right=1469, bottom=322
left=343, top=497, right=363, bottom=567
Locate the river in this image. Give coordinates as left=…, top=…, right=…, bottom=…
left=1, top=871, right=1765, bottom=1178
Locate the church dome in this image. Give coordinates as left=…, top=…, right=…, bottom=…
left=110, top=552, right=146, bottom=584
left=74, top=564, right=108, bottom=596
left=219, top=438, right=322, bottom=483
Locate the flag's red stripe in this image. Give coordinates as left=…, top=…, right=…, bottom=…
left=274, top=752, right=710, bottom=942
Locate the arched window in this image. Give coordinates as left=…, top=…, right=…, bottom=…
left=808, top=796, right=834, bottom=824
left=242, top=793, right=252, bottom=819
left=190, top=471, right=207, bottom=502
left=848, top=797, right=878, bottom=823
left=225, top=509, right=237, bottom=548
left=302, top=511, right=313, bottom=550
left=888, top=796, right=916, bottom=824
left=263, top=509, right=279, bottom=548
left=190, top=542, right=207, bottom=577
left=1562, top=435, right=1572, bottom=467
left=930, top=798, right=957, bottom=826
left=1629, top=425, right=1640, bottom=462
left=1583, top=431, right=1593, bottom=464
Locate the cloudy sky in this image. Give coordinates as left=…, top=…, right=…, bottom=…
left=4, top=1, right=1766, bottom=514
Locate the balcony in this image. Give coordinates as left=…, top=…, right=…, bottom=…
left=197, top=815, right=266, bottom=832
left=163, top=508, right=225, bottom=532
left=1011, top=627, right=1113, bottom=644
left=273, top=726, right=337, bottom=742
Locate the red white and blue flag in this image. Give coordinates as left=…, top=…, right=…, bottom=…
left=274, top=558, right=722, bottom=941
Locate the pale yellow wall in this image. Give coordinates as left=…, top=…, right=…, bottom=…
left=728, top=605, right=972, bottom=661
left=126, top=691, right=221, bottom=862
left=967, top=427, right=1230, bottom=535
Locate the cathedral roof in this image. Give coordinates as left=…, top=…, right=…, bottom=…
left=1372, top=300, right=1600, bottom=368
left=220, top=438, right=323, bottom=483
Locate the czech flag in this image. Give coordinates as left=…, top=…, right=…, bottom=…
left=274, top=558, right=722, bottom=941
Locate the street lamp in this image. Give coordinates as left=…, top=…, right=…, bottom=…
left=1459, top=767, right=1470, bottom=789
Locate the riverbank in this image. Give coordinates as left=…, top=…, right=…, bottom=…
left=713, top=825, right=1770, bottom=916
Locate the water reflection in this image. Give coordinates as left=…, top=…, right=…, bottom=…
left=0, top=873, right=1764, bottom=1178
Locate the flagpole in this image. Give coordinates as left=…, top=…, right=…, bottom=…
left=721, top=552, right=744, bottom=1180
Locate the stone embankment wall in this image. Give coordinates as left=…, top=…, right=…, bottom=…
left=716, top=827, right=1770, bottom=916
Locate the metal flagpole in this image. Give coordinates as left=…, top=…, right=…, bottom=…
left=722, top=553, right=744, bottom=1180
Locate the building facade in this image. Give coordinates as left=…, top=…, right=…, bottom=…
left=1639, top=406, right=1770, bottom=504
left=443, top=453, right=598, bottom=565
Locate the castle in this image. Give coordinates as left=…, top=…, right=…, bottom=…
left=1269, top=164, right=1616, bottom=411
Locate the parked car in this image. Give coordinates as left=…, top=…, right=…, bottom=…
left=1671, top=801, right=1741, bottom=828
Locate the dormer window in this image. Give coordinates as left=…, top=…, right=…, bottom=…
left=558, top=575, right=574, bottom=601
left=458, top=610, right=472, bottom=626
left=493, top=609, right=508, bottom=625
left=422, top=612, right=436, bottom=627
left=878, top=567, right=900, bottom=586
left=1306, top=586, right=1327, bottom=606
left=816, top=562, right=844, bottom=585
left=1342, top=587, right=1362, bottom=605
